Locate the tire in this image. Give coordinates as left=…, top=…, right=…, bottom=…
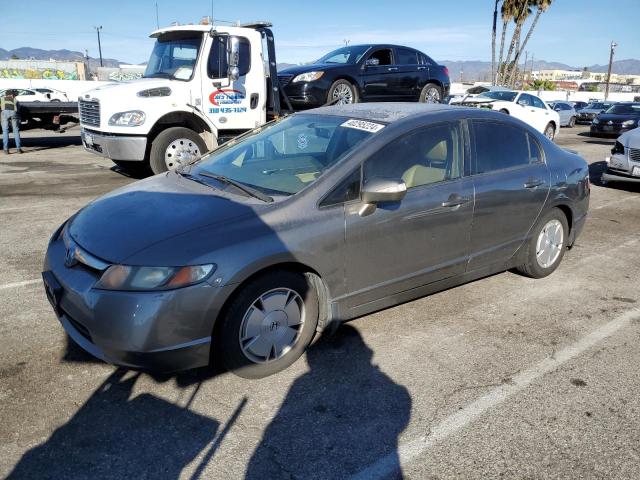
left=516, top=208, right=569, bottom=279
left=327, top=79, right=358, bottom=105
left=51, top=99, right=61, bottom=102
left=149, top=126, right=207, bottom=174
left=419, top=83, right=443, bottom=104
left=544, top=123, right=556, bottom=141
left=499, top=109, right=510, bottom=114
left=217, top=271, right=319, bottom=378
left=568, top=116, right=576, bottom=128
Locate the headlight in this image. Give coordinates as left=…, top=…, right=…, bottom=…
left=622, top=119, right=637, bottom=126
left=108, top=110, right=146, bottom=127
left=292, top=71, right=324, bottom=83
left=95, top=264, right=215, bottom=291
left=592, top=118, right=600, bottom=125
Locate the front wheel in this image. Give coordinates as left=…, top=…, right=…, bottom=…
left=419, top=83, right=442, bottom=104
left=149, top=126, right=208, bottom=174
left=544, top=123, right=556, bottom=141
left=217, top=271, right=319, bottom=378
left=515, top=208, right=569, bottom=279
left=327, top=80, right=358, bottom=105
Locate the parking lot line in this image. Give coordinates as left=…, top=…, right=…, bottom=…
left=0, top=279, right=41, bottom=291
left=351, top=306, right=640, bottom=480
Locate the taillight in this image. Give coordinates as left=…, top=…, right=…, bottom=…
left=443, top=66, right=450, bottom=78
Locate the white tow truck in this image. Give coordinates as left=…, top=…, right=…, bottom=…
left=79, top=22, right=291, bottom=174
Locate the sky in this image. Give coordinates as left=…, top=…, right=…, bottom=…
left=0, top=0, right=637, bottom=67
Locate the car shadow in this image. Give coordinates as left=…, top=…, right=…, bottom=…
left=577, top=131, right=616, bottom=146
left=19, top=134, right=83, bottom=153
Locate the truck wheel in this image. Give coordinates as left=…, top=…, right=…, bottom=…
left=327, top=80, right=358, bottom=105
left=149, top=127, right=207, bottom=174
left=419, top=83, right=442, bottom=103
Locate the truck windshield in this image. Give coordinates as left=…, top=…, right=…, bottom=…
left=144, top=33, right=202, bottom=81
left=191, top=114, right=378, bottom=196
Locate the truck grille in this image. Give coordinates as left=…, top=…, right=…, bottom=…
left=277, top=74, right=294, bottom=88
left=629, top=147, right=640, bottom=162
left=79, top=99, right=100, bottom=127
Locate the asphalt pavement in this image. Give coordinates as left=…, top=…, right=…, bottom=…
left=1, top=125, right=639, bottom=479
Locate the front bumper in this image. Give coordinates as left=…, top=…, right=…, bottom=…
left=602, top=153, right=640, bottom=182
left=590, top=124, right=636, bottom=137
left=81, top=127, right=147, bottom=161
left=576, top=113, right=597, bottom=124
left=42, top=229, right=233, bottom=372
left=282, top=80, right=332, bottom=108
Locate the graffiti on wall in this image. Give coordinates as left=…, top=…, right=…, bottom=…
left=0, top=68, right=79, bottom=80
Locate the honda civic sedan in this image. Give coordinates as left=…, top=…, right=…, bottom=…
left=43, top=104, right=590, bottom=378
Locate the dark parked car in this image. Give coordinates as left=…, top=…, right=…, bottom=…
left=569, top=100, right=588, bottom=111
left=43, top=103, right=589, bottom=378
left=590, top=102, right=640, bottom=137
left=278, top=44, right=450, bottom=108
left=576, top=101, right=614, bottom=124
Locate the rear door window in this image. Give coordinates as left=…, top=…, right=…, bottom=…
left=472, top=121, right=532, bottom=174
left=396, top=48, right=418, bottom=65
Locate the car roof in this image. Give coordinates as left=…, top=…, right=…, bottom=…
left=303, top=103, right=465, bottom=124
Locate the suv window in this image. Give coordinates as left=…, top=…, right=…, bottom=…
left=473, top=121, right=531, bottom=173
left=531, top=95, right=547, bottom=109
left=208, top=36, right=251, bottom=79
left=364, top=122, right=463, bottom=189
left=367, top=49, right=393, bottom=66
left=396, top=48, right=418, bottom=65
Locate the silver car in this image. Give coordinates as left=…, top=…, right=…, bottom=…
left=548, top=101, right=577, bottom=127
left=603, top=127, right=640, bottom=183
left=43, top=104, right=590, bottom=378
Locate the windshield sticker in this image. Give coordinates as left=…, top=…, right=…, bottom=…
left=297, top=133, right=309, bottom=150
left=341, top=119, right=385, bottom=132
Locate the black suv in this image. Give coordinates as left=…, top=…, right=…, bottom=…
left=278, top=44, right=451, bottom=108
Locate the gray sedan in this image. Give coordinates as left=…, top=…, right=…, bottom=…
left=43, top=104, right=590, bottom=378
left=548, top=101, right=577, bottom=127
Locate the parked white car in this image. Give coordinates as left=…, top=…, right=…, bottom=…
left=0, top=88, right=51, bottom=103
left=33, top=88, right=69, bottom=102
left=455, top=90, right=560, bottom=140
left=603, top=127, right=640, bottom=184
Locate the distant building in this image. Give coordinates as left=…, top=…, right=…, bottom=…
left=532, top=69, right=640, bottom=85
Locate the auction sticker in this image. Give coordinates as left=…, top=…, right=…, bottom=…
left=340, top=119, right=385, bottom=132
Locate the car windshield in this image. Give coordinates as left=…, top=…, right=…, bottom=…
left=144, top=33, right=202, bottom=81
left=192, top=114, right=378, bottom=196
left=477, top=91, right=518, bottom=102
left=586, top=103, right=608, bottom=110
left=604, top=104, right=640, bottom=115
left=315, top=46, right=370, bottom=64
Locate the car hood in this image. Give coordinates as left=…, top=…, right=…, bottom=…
left=597, top=113, right=640, bottom=123
left=68, top=172, right=266, bottom=265
left=279, top=63, right=349, bottom=76
left=617, top=127, right=640, bottom=147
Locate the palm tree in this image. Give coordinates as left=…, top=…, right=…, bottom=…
left=501, top=0, right=532, bottom=85
left=507, top=0, right=553, bottom=87
left=491, top=0, right=500, bottom=86
left=496, top=0, right=518, bottom=85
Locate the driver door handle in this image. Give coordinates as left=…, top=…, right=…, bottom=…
left=387, top=67, right=398, bottom=72
left=524, top=179, right=544, bottom=189
left=441, top=195, right=471, bottom=208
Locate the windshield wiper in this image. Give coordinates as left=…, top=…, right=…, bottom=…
left=175, top=170, right=220, bottom=190
left=198, top=171, right=274, bottom=203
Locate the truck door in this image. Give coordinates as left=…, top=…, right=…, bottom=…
left=200, top=32, right=265, bottom=132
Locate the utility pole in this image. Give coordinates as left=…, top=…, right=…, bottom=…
left=605, top=41, right=617, bottom=100
left=95, top=26, right=103, bottom=67
left=523, top=51, right=529, bottom=83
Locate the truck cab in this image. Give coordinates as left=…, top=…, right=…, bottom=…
left=80, top=22, right=285, bottom=174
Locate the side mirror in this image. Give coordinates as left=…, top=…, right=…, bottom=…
left=227, top=36, right=241, bottom=81
left=365, top=58, right=380, bottom=67
left=359, top=177, right=406, bottom=216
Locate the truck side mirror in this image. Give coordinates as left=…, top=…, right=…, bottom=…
left=227, top=36, right=241, bottom=81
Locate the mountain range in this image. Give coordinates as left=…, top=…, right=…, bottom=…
left=2, top=47, right=639, bottom=80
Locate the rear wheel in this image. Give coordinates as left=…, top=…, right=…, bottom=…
left=327, top=80, right=358, bottom=105
left=217, top=271, right=319, bottom=378
left=419, top=83, right=442, bottom=104
left=516, top=208, right=569, bottom=278
left=544, top=123, right=556, bottom=141
left=568, top=116, right=576, bottom=127
left=499, top=108, right=509, bottom=114
left=149, top=126, right=207, bottom=174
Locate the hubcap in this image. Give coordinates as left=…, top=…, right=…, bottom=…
left=545, top=126, right=555, bottom=140
left=536, top=219, right=564, bottom=269
left=424, top=87, right=441, bottom=104
left=239, top=288, right=305, bottom=364
left=332, top=84, right=354, bottom=105
left=165, top=138, right=201, bottom=170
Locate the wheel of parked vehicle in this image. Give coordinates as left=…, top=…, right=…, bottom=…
left=149, top=126, right=208, bottom=174
left=419, top=83, right=442, bottom=104
left=499, top=109, right=509, bottom=114
left=328, top=80, right=358, bottom=105
left=544, top=123, right=556, bottom=140
left=516, top=208, right=569, bottom=279
left=568, top=116, right=576, bottom=128
left=217, top=270, right=319, bottom=378
left=51, top=99, right=61, bottom=102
